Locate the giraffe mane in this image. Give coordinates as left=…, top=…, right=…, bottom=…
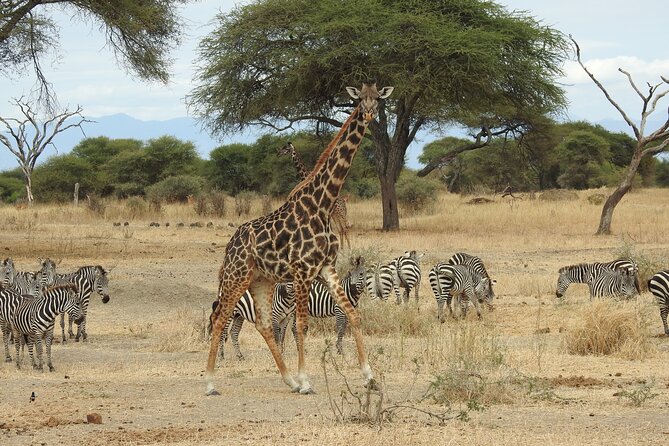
left=287, top=105, right=361, bottom=199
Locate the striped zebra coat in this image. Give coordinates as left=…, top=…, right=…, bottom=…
left=365, top=262, right=400, bottom=302
left=277, top=256, right=367, bottom=354
left=208, top=284, right=292, bottom=360
left=587, top=268, right=637, bottom=300
left=0, top=258, right=55, bottom=298
left=556, top=258, right=639, bottom=298
left=10, top=284, right=83, bottom=372
left=447, top=253, right=495, bottom=298
left=429, top=263, right=493, bottom=320
left=0, top=287, right=26, bottom=362
left=390, top=251, right=424, bottom=304
left=55, top=265, right=110, bottom=342
left=648, top=271, right=669, bottom=335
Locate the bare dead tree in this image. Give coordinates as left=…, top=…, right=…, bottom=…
left=571, top=36, right=669, bottom=235
left=0, top=98, right=91, bottom=205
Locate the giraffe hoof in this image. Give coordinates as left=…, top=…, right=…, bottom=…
left=205, top=388, right=221, bottom=396
left=49, top=366, right=55, bottom=372
left=298, top=386, right=315, bottom=395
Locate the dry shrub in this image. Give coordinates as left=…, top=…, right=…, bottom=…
left=153, top=307, right=209, bottom=353
left=538, top=189, right=579, bottom=201
left=616, top=241, right=667, bottom=292
left=564, top=300, right=655, bottom=360
left=358, top=300, right=435, bottom=337
left=234, top=191, right=254, bottom=216
left=587, top=193, right=606, bottom=205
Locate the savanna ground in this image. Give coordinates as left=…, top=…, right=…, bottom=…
left=1, top=189, right=669, bottom=445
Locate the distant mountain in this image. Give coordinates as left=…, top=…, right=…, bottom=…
left=0, top=114, right=665, bottom=173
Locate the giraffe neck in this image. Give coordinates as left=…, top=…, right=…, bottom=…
left=289, top=106, right=367, bottom=211
left=289, top=149, right=309, bottom=180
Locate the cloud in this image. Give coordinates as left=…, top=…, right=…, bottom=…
left=563, top=57, right=669, bottom=85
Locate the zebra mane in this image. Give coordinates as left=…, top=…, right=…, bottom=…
left=44, top=283, right=79, bottom=294
left=558, top=263, right=591, bottom=274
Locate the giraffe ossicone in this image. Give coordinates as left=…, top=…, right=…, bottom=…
left=205, top=83, right=394, bottom=396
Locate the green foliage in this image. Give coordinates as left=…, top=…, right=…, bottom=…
left=145, top=175, right=204, bottom=203
left=556, top=130, right=611, bottom=189
left=1, top=1, right=187, bottom=84
left=395, top=171, right=441, bottom=212
left=32, top=154, right=99, bottom=202
left=655, top=158, right=669, bottom=187
left=0, top=174, right=24, bottom=203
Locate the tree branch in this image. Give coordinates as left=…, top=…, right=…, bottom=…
left=256, top=114, right=344, bottom=132
left=571, top=36, right=640, bottom=139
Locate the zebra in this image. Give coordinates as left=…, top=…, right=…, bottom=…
left=207, top=284, right=293, bottom=360
left=556, top=258, right=639, bottom=298
left=10, top=284, right=83, bottom=371
left=0, top=257, right=53, bottom=298
left=55, top=265, right=110, bottom=342
left=277, top=256, right=367, bottom=354
left=0, top=287, right=27, bottom=362
left=365, top=262, right=401, bottom=302
left=648, top=271, right=669, bottom=335
left=430, top=264, right=493, bottom=320
left=390, top=251, right=424, bottom=304
left=448, top=252, right=495, bottom=298
left=587, top=267, right=637, bottom=300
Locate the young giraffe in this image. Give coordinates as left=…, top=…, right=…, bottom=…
left=206, top=83, right=394, bottom=395
left=278, top=142, right=352, bottom=248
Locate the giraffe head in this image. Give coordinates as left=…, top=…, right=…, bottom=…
left=277, top=141, right=296, bottom=157
left=346, top=83, right=394, bottom=122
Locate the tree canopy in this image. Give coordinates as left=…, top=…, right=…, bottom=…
left=188, top=0, right=570, bottom=229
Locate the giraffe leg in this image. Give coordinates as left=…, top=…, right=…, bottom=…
left=205, top=270, right=254, bottom=396
left=288, top=276, right=314, bottom=394
left=249, top=278, right=300, bottom=392
left=320, top=265, right=374, bottom=388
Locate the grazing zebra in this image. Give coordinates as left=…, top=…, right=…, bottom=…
left=648, top=271, right=669, bottom=335
left=55, top=265, right=110, bottom=342
left=448, top=252, right=495, bottom=298
left=390, top=251, right=424, bottom=304
left=365, top=262, right=401, bottom=302
left=431, top=264, right=493, bottom=320
left=10, top=284, right=83, bottom=371
left=587, top=267, right=637, bottom=300
left=556, top=258, right=639, bottom=298
left=207, top=284, right=292, bottom=360
left=277, top=256, right=367, bottom=354
left=0, top=287, right=26, bottom=362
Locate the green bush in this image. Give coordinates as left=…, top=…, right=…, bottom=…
left=113, top=182, right=145, bottom=199
left=145, top=175, right=204, bottom=203
left=350, top=177, right=380, bottom=199
left=395, top=172, right=441, bottom=212
left=0, top=175, right=25, bottom=203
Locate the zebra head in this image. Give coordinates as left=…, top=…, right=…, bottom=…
left=347, top=256, right=367, bottom=297
left=618, top=269, right=638, bottom=299
left=475, top=277, right=494, bottom=310
left=94, top=266, right=111, bottom=304
left=36, top=258, right=57, bottom=288
left=0, top=257, right=13, bottom=286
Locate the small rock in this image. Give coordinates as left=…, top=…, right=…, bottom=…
left=46, top=416, right=59, bottom=427
left=87, top=413, right=103, bottom=424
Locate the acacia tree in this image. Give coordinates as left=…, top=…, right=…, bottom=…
left=0, top=98, right=90, bottom=204
left=572, top=38, right=669, bottom=235
left=1, top=0, right=188, bottom=109
left=188, top=0, right=569, bottom=230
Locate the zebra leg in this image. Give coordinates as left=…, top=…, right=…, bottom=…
left=2, top=322, right=11, bottom=362
left=335, top=314, right=347, bottom=355
left=68, top=313, right=75, bottom=339
left=75, top=300, right=89, bottom=342
left=60, top=313, right=67, bottom=344
left=661, top=306, right=669, bottom=336
left=230, top=315, right=245, bottom=360
left=12, top=329, right=21, bottom=369
left=34, top=334, right=43, bottom=371
left=403, top=286, right=410, bottom=305
left=394, top=285, right=402, bottom=305
left=414, top=283, right=420, bottom=304
left=46, top=330, right=54, bottom=372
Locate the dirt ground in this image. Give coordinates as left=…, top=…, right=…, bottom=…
left=2, top=197, right=669, bottom=445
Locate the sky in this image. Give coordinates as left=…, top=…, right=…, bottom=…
left=0, top=0, right=668, bottom=152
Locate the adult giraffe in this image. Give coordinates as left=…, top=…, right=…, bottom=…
left=206, top=83, right=393, bottom=395
left=278, top=142, right=352, bottom=248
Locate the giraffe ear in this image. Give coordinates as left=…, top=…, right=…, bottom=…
left=346, top=87, right=361, bottom=99
left=378, top=86, right=394, bottom=99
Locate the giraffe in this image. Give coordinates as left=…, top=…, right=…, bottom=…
left=278, top=142, right=352, bottom=248
left=206, top=83, right=394, bottom=395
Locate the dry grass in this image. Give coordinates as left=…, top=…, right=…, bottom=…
left=2, top=188, right=669, bottom=445
left=564, top=300, right=656, bottom=360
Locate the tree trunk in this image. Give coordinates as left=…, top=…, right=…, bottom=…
left=23, top=169, right=34, bottom=206
left=379, top=174, right=400, bottom=231
left=596, top=155, right=640, bottom=235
